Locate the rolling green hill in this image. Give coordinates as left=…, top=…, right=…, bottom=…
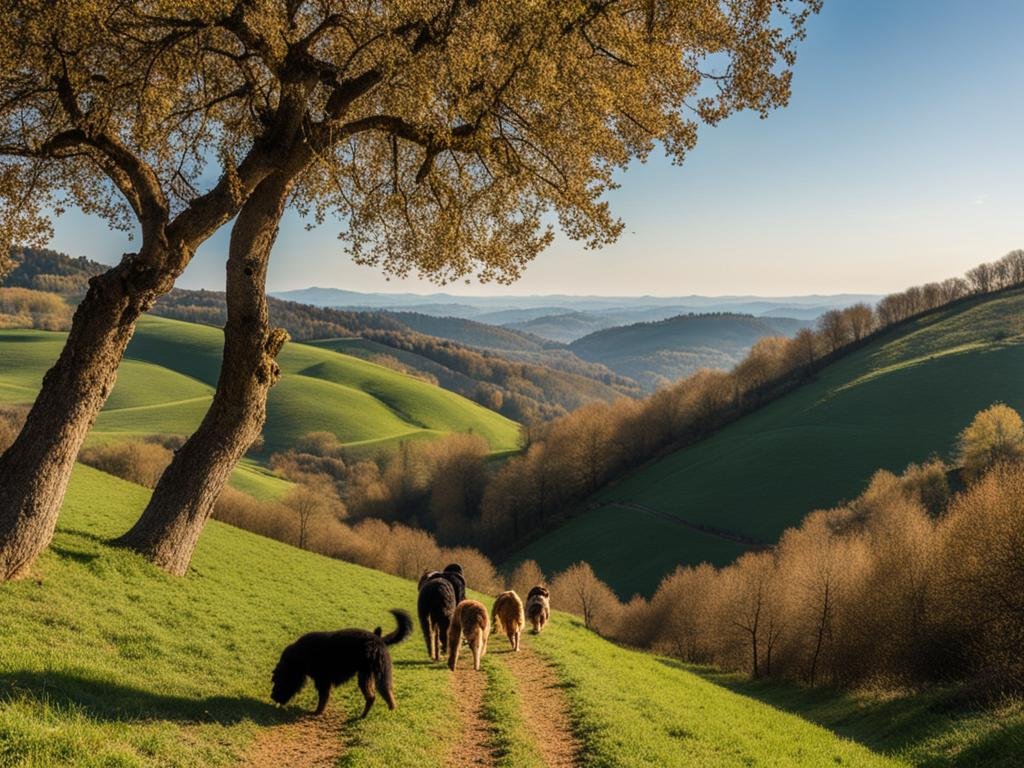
left=0, top=464, right=1013, bottom=767
left=385, top=311, right=556, bottom=353
left=0, top=315, right=521, bottom=494
left=514, top=289, right=1024, bottom=597
left=568, top=312, right=808, bottom=391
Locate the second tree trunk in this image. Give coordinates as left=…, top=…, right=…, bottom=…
left=115, top=175, right=291, bottom=575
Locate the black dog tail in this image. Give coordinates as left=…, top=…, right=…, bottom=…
left=383, top=609, right=414, bottom=646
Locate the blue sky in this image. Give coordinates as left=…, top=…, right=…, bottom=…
left=47, top=0, right=1024, bottom=297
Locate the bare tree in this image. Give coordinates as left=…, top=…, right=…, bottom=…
left=817, top=309, right=851, bottom=353
left=843, top=303, right=876, bottom=341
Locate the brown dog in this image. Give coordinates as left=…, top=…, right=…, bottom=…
left=525, top=586, right=550, bottom=634
left=447, top=599, right=490, bottom=671
left=492, top=591, right=525, bottom=651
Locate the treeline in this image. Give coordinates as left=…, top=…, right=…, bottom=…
left=2, top=246, right=105, bottom=296
left=73, top=430, right=509, bottom=594
left=553, top=442, right=1024, bottom=694
left=153, top=288, right=639, bottom=423
left=0, top=287, right=72, bottom=331
left=318, top=249, right=1024, bottom=555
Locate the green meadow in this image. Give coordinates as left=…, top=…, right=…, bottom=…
left=1, top=464, right=1013, bottom=767
left=0, top=315, right=521, bottom=499
left=514, top=289, right=1024, bottom=596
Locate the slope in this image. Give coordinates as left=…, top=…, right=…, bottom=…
left=2, top=465, right=1007, bottom=767
left=569, top=312, right=807, bottom=391
left=514, top=289, right=1024, bottom=596
left=0, top=315, right=521, bottom=474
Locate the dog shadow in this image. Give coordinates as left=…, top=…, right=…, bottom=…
left=0, top=670, right=289, bottom=726
left=394, top=659, right=438, bottom=668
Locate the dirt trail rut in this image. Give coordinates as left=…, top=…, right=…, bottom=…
left=242, top=709, right=346, bottom=768
left=503, top=645, right=581, bottom=768
left=450, top=660, right=496, bottom=766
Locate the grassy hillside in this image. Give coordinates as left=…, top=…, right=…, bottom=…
left=385, top=311, right=555, bottom=353
left=0, top=315, right=521, bottom=485
left=155, top=287, right=640, bottom=423
left=515, top=289, right=1024, bottom=596
left=1, top=465, right=1012, bottom=767
left=569, top=312, right=806, bottom=391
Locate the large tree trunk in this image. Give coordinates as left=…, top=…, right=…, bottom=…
left=115, top=175, right=291, bottom=575
left=0, top=253, right=172, bottom=580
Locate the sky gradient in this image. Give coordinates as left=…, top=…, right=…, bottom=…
left=46, top=0, right=1024, bottom=297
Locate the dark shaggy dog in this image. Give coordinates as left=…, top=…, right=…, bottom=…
left=270, top=609, right=412, bottom=718
left=525, top=586, right=550, bottom=634
left=417, top=572, right=456, bottom=661
left=442, top=564, right=466, bottom=603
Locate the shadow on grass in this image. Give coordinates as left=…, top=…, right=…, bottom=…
left=0, top=670, right=291, bottom=726
left=394, top=659, right=439, bottom=668
left=661, top=658, right=1022, bottom=767
left=49, top=545, right=99, bottom=566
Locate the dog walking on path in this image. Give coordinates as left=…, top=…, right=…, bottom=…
left=447, top=599, right=490, bottom=671
left=271, top=609, right=413, bottom=718
left=492, top=591, right=525, bottom=651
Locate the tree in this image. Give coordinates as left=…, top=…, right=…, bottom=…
left=817, top=309, right=851, bottom=353
left=3, top=0, right=820, bottom=577
left=283, top=475, right=346, bottom=550
left=720, top=551, right=780, bottom=678
left=965, top=262, right=996, bottom=294
left=1000, top=249, right=1024, bottom=287
left=0, top=6, right=292, bottom=579
left=427, top=433, right=489, bottom=541
left=550, top=561, right=620, bottom=633
left=788, top=328, right=821, bottom=375
left=843, top=303, right=875, bottom=341
left=956, top=403, right=1024, bottom=481
left=508, top=559, right=545, bottom=599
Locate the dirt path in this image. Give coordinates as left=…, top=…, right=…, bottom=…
left=449, top=661, right=496, bottom=766
left=242, top=709, right=346, bottom=768
left=503, top=646, right=581, bottom=768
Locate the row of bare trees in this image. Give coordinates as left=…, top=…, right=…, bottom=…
left=531, top=405, right=1024, bottom=693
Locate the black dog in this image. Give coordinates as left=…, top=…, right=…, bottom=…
left=271, top=609, right=413, bottom=718
left=442, top=563, right=466, bottom=603
left=417, top=571, right=456, bottom=660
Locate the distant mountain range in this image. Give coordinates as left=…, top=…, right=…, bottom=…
left=270, top=287, right=878, bottom=344
left=568, top=313, right=811, bottom=391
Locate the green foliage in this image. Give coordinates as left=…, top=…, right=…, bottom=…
left=516, top=289, right=1024, bottom=595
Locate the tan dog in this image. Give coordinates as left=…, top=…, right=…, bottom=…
left=447, top=599, right=490, bottom=671
left=492, top=591, right=525, bottom=651
left=525, top=586, right=550, bottom=634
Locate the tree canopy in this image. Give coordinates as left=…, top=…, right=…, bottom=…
left=2, top=0, right=820, bottom=283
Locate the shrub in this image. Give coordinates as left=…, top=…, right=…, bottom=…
left=956, top=403, right=1024, bottom=480
left=78, top=440, right=174, bottom=488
